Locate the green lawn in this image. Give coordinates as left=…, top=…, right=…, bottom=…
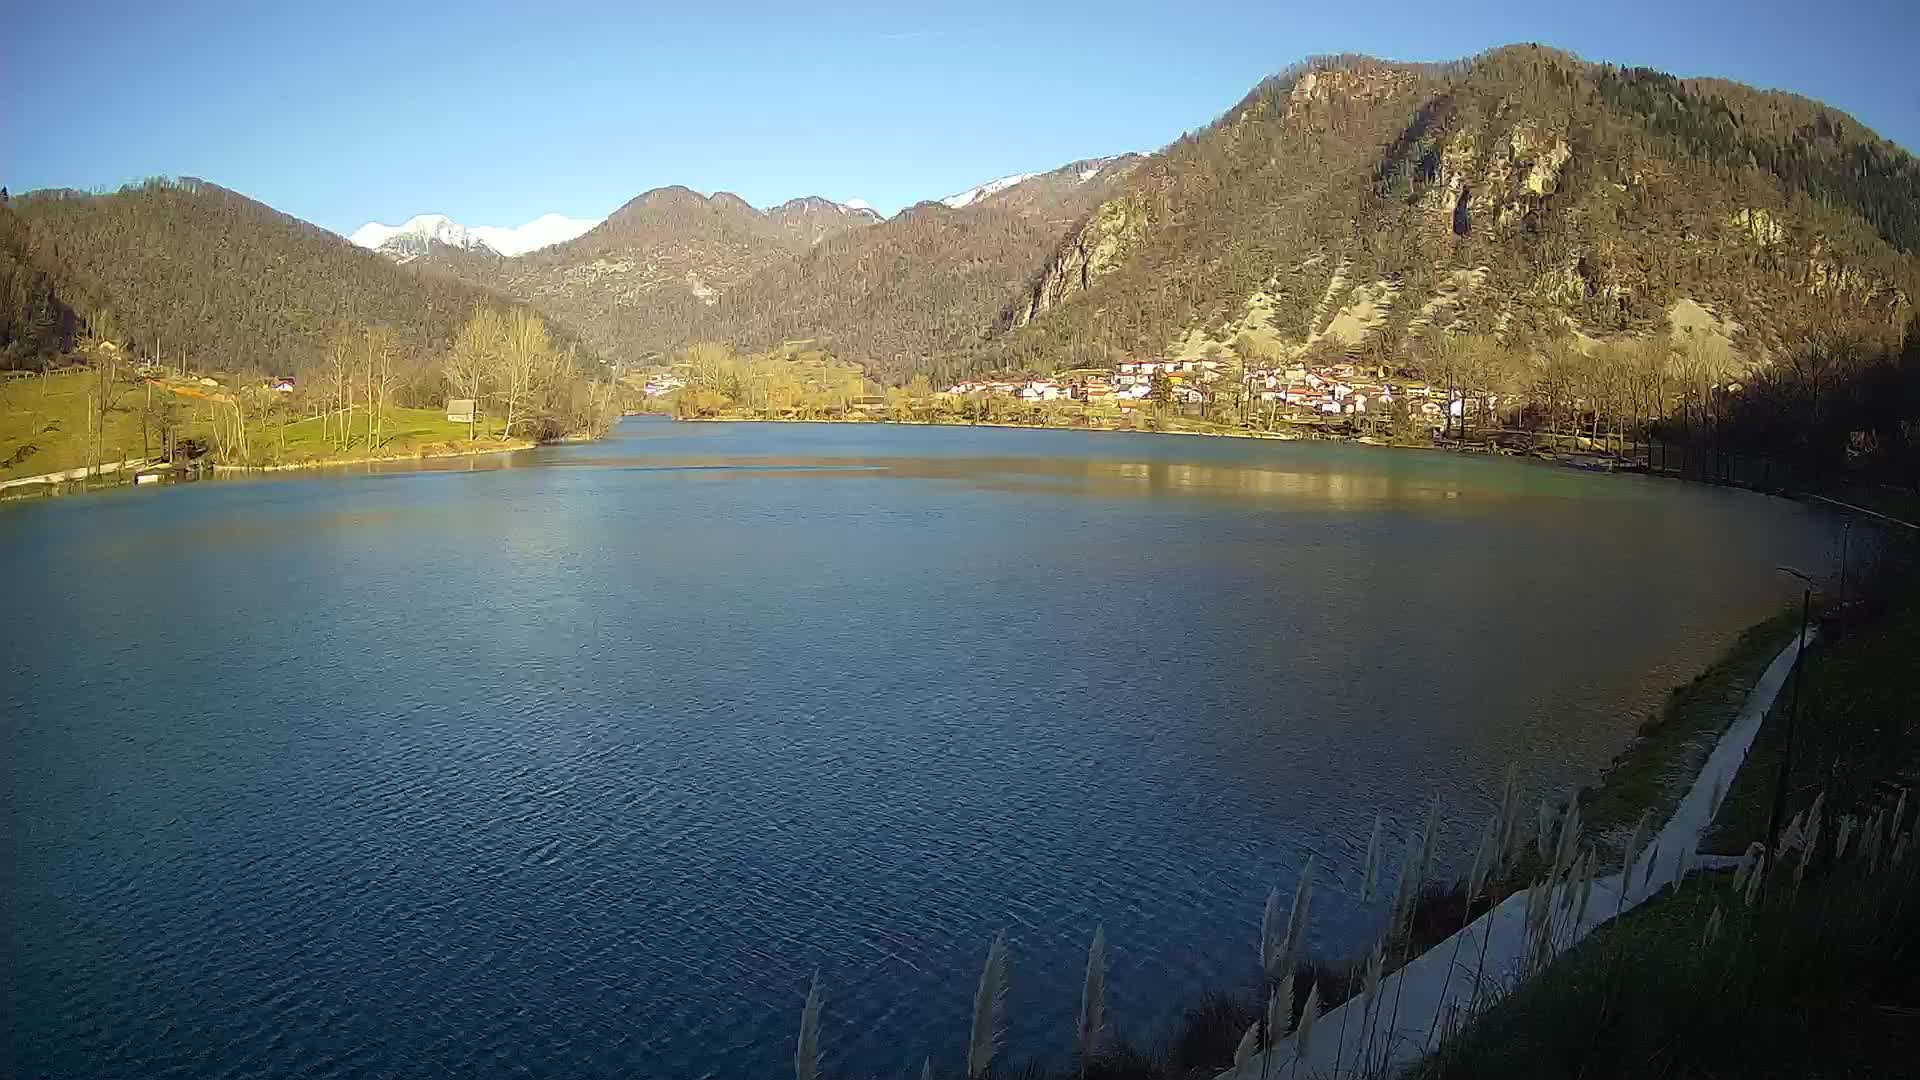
left=254, top=406, right=511, bottom=465
left=0, top=369, right=204, bottom=481
left=3, top=369, right=518, bottom=480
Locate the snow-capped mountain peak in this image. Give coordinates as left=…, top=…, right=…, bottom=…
left=348, top=212, right=602, bottom=260
left=941, top=172, right=1039, bottom=209
left=348, top=214, right=476, bottom=253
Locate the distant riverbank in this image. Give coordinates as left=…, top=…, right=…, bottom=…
left=209, top=438, right=535, bottom=473
left=673, top=412, right=1643, bottom=470
left=681, top=412, right=1340, bottom=443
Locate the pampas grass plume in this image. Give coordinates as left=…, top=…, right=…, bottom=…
left=1360, top=812, right=1383, bottom=903
left=1416, top=795, right=1441, bottom=886
left=967, top=931, right=1008, bottom=1079
left=1835, top=815, right=1857, bottom=861
left=1622, top=810, right=1650, bottom=891
left=1260, top=886, right=1283, bottom=977
left=1468, top=814, right=1495, bottom=900
left=1732, top=842, right=1763, bottom=893
left=1268, top=973, right=1294, bottom=1044
left=795, top=970, right=822, bottom=1080
left=1295, top=982, right=1321, bottom=1059
left=1279, top=856, right=1315, bottom=976
left=1550, top=790, right=1581, bottom=879
left=1233, top=1021, right=1259, bottom=1074
left=1078, top=924, right=1105, bottom=1061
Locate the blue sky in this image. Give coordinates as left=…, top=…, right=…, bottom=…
left=5, top=0, right=1917, bottom=236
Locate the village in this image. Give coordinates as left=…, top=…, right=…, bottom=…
left=942, top=356, right=1475, bottom=427
left=633, top=341, right=1517, bottom=439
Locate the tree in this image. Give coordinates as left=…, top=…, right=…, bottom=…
left=361, top=326, right=403, bottom=449
left=322, top=327, right=356, bottom=450
left=445, top=306, right=504, bottom=440
left=494, top=310, right=555, bottom=440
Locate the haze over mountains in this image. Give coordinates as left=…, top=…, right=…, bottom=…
left=4, top=44, right=1916, bottom=390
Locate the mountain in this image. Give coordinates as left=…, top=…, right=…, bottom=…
left=942, top=172, right=1039, bottom=209
left=413, top=160, right=1139, bottom=371
left=411, top=187, right=893, bottom=363
left=687, top=156, right=1144, bottom=382
left=350, top=212, right=602, bottom=260
left=939, top=156, right=1137, bottom=218
left=985, top=48, right=1918, bottom=375
left=320, top=45, right=1920, bottom=389
left=764, top=196, right=886, bottom=246
left=2, top=178, right=589, bottom=373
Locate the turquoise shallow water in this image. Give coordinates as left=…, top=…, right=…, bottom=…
left=1, top=419, right=1839, bottom=1078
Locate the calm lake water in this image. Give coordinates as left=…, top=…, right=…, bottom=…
left=2, top=419, right=1841, bottom=1079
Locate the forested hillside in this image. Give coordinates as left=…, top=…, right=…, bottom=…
left=984, top=46, right=1918, bottom=375
left=0, top=195, right=83, bottom=365
left=691, top=156, right=1140, bottom=384
left=415, top=161, right=1139, bottom=375
left=420, top=186, right=884, bottom=363
left=11, top=44, right=1914, bottom=421
left=429, top=46, right=1915, bottom=393
left=1, top=178, right=578, bottom=373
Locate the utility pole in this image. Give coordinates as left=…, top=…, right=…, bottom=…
left=1763, top=570, right=1815, bottom=861
left=1836, top=520, right=1853, bottom=614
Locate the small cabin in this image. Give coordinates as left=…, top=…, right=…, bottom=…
left=446, top=398, right=477, bottom=424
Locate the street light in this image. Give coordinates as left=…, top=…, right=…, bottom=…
left=1763, top=566, right=1816, bottom=861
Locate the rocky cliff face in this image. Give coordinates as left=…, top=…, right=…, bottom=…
left=1003, top=192, right=1151, bottom=329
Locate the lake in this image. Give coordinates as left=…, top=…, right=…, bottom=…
left=1, top=419, right=1840, bottom=1079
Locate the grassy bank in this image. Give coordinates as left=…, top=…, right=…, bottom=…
left=1411, top=565, right=1920, bottom=1080
left=1412, top=861, right=1919, bottom=1079
left=1703, top=578, right=1920, bottom=857
left=3, top=369, right=537, bottom=493
left=210, top=407, right=529, bottom=470
left=0, top=369, right=205, bottom=481
left=1579, top=610, right=1803, bottom=860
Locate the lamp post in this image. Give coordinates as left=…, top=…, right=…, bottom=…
left=1763, top=567, right=1816, bottom=860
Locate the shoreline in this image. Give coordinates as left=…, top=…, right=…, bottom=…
left=1233, top=626, right=1816, bottom=1079
left=209, top=438, right=536, bottom=473
left=3, top=439, right=544, bottom=503
left=672, top=413, right=1637, bottom=467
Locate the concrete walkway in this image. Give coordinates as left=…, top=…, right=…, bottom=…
left=1224, top=628, right=1812, bottom=1079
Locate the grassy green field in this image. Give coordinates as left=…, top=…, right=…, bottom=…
left=234, top=406, right=514, bottom=467
left=3, top=368, right=521, bottom=481
left=0, top=369, right=203, bottom=481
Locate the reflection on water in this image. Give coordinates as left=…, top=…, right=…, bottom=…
left=0, top=419, right=1842, bottom=1080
